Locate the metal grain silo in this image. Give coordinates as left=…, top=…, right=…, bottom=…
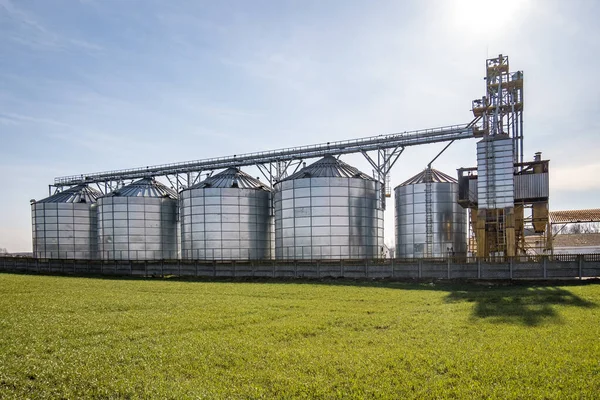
left=97, top=178, right=178, bottom=260
left=394, top=168, right=467, bottom=258
left=31, top=185, right=101, bottom=259
left=274, top=155, right=384, bottom=260
left=180, top=168, right=273, bottom=260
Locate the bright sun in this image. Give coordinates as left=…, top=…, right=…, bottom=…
left=448, top=0, right=530, bottom=36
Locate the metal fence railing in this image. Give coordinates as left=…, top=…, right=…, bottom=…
left=1, top=254, right=599, bottom=281
left=14, top=250, right=600, bottom=264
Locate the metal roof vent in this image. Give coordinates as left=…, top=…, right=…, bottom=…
left=188, top=167, right=272, bottom=191
left=397, top=168, right=458, bottom=187
left=104, top=178, right=177, bottom=199
left=279, top=155, right=375, bottom=182
left=35, top=185, right=102, bottom=204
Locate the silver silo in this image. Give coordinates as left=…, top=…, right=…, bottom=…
left=395, top=168, right=467, bottom=258
left=31, top=185, right=101, bottom=259
left=274, top=155, right=384, bottom=260
left=97, top=178, right=178, bottom=260
left=180, top=168, right=273, bottom=260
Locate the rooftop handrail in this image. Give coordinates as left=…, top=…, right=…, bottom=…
left=54, top=122, right=475, bottom=186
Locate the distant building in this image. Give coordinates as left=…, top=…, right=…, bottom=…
left=0, top=252, right=34, bottom=257
left=552, top=234, right=600, bottom=254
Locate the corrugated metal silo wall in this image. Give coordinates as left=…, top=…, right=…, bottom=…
left=97, top=197, right=178, bottom=260
left=476, top=136, right=515, bottom=209
left=179, top=187, right=273, bottom=260
left=31, top=202, right=97, bottom=259
left=274, top=177, right=384, bottom=260
left=395, top=182, right=467, bottom=258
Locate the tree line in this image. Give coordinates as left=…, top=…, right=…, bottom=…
left=552, top=222, right=600, bottom=235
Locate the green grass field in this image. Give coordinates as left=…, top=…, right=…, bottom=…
left=0, top=274, right=599, bottom=399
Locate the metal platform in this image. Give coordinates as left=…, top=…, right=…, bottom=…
left=51, top=122, right=479, bottom=198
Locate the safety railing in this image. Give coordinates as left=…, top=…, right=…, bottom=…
left=1, top=254, right=599, bottom=280
left=17, top=250, right=600, bottom=264
left=53, top=123, right=475, bottom=186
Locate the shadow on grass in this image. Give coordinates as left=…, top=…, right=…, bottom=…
left=444, top=285, right=597, bottom=326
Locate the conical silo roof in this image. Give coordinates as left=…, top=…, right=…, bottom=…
left=188, top=168, right=271, bottom=191
left=397, top=168, right=457, bottom=187
left=35, top=184, right=102, bottom=204
left=104, top=178, right=177, bottom=199
left=278, top=155, right=375, bottom=182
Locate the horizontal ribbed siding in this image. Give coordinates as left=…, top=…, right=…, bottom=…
left=274, top=177, right=384, bottom=260
left=180, top=187, right=273, bottom=260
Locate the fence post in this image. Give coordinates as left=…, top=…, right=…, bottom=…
left=477, top=258, right=481, bottom=279
left=447, top=258, right=451, bottom=279
left=509, top=257, right=513, bottom=279
left=578, top=255, right=583, bottom=280
left=418, top=260, right=422, bottom=279
left=543, top=256, right=547, bottom=279
left=365, top=258, right=369, bottom=279
left=391, top=257, right=395, bottom=278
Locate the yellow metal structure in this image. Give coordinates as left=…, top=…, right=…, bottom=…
left=460, top=56, right=551, bottom=259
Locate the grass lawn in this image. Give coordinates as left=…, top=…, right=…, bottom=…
left=0, top=273, right=599, bottom=399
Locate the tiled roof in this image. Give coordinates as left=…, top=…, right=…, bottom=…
left=553, top=233, right=600, bottom=247
left=549, top=209, right=600, bottom=224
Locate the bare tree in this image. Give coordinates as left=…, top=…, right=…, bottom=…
left=568, top=224, right=583, bottom=234
left=584, top=222, right=600, bottom=233
left=560, top=223, right=600, bottom=234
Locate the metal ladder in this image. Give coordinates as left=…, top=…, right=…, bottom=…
left=425, top=168, right=433, bottom=257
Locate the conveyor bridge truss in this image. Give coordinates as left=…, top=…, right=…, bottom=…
left=51, top=120, right=480, bottom=209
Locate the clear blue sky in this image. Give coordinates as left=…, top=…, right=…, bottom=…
left=1, top=0, right=599, bottom=252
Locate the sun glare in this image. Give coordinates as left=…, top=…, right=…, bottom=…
left=448, top=0, right=530, bottom=36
